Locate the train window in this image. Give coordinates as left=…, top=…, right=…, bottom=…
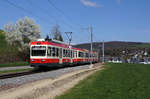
left=56, top=48, right=59, bottom=57
left=63, top=49, right=65, bottom=57
left=74, top=51, right=75, bottom=58
left=68, top=50, right=71, bottom=57
left=67, top=50, right=69, bottom=57
left=68, top=50, right=70, bottom=57
left=65, top=50, right=67, bottom=57
left=63, top=49, right=68, bottom=57
left=52, top=47, right=55, bottom=56
left=66, top=50, right=67, bottom=57
left=72, top=51, right=74, bottom=58
left=47, top=47, right=51, bottom=56
left=59, top=48, right=62, bottom=58
left=70, top=50, right=72, bottom=57
left=86, top=53, right=88, bottom=58
left=71, top=50, right=73, bottom=58
left=64, top=50, right=67, bottom=57
left=32, top=46, right=46, bottom=56
left=91, top=54, right=93, bottom=58
left=89, top=53, right=92, bottom=58
left=76, top=51, right=77, bottom=57
left=79, top=52, right=83, bottom=57
left=73, top=51, right=75, bottom=58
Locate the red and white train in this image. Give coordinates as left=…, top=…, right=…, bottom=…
left=30, top=39, right=98, bottom=68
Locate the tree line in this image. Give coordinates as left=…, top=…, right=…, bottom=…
left=0, top=16, right=64, bottom=64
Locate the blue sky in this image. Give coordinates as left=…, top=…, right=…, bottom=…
left=0, top=0, right=150, bottom=44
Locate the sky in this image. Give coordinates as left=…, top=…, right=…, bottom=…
left=0, top=0, right=150, bottom=44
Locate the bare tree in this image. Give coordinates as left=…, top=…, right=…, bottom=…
left=45, top=34, right=51, bottom=41
left=51, top=24, right=63, bottom=41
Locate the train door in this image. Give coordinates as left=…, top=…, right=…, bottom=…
left=59, top=48, right=63, bottom=64
left=70, top=50, right=73, bottom=63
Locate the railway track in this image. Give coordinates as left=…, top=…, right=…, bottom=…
left=0, top=70, right=41, bottom=79
left=0, top=66, right=75, bottom=79
left=0, top=64, right=95, bottom=80
left=0, top=64, right=92, bottom=92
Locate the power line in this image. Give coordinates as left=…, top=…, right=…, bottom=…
left=27, top=0, right=74, bottom=31
left=47, top=0, right=76, bottom=29
left=47, top=0, right=67, bottom=17
left=4, top=0, right=53, bottom=25
left=27, top=0, right=58, bottom=24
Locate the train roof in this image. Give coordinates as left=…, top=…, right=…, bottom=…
left=31, top=41, right=96, bottom=53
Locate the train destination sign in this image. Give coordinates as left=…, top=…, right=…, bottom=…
left=32, top=46, right=46, bottom=50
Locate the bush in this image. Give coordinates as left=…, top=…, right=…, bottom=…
left=0, top=30, right=26, bottom=64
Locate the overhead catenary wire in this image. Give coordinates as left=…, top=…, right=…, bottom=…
left=47, top=0, right=77, bottom=30
left=4, top=0, right=54, bottom=25
left=4, top=0, right=80, bottom=41
left=26, top=0, right=73, bottom=31
left=26, top=0, right=58, bottom=24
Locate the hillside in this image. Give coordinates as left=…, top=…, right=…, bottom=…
left=74, top=41, right=150, bottom=56
left=74, top=41, right=150, bottom=50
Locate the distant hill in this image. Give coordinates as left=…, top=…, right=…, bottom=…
left=73, top=41, right=150, bottom=56
left=74, top=41, right=150, bottom=50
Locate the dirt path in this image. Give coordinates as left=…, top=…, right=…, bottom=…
left=0, top=63, right=104, bottom=99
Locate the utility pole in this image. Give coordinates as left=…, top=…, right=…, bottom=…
left=90, top=25, right=93, bottom=65
left=102, top=40, right=105, bottom=63
left=81, top=25, right=94, bottom=66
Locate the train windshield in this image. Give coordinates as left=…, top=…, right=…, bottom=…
left=31, top=46, right=46, bottom=56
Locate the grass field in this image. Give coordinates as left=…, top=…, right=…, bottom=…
left=132, top=44, right=150, bottom=48
left=0, top=62, right=29, bottom=68
left=57, top=63, right=150, bottom=99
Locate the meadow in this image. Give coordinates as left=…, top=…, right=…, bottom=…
left=0, top=62, right=29, bottom=68
left=57, top=63, right=150, bottom=99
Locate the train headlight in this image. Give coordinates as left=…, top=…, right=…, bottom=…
left=32, top=59, right=34, bottom=62
left=42, top=59, right=45, bottom=62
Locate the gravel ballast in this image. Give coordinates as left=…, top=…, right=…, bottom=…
left=0, top=65, right=89, bottom=88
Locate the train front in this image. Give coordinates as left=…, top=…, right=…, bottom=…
left=30, top=41, right=48, bottom=68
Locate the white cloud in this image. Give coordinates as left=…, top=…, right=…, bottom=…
left=80, top=0, right=104, bottom=8
left=116, top=0, right=120, bottom=5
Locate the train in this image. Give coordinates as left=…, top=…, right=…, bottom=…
left=30, top=39, right=98, bottom=68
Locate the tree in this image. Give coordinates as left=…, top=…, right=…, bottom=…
left=4, top=16, right=41, bottom=50
left=45, top=34, right=51, bottom=41
left=0, top=29, right=6, bottom=42
left=51, top=24, right=63, bottom=41
left=4, top=16, right=42, bottom=61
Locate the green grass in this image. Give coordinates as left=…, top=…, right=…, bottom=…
left=0, top=62, right=29, bottom=68
left=131, top=44, right=150, bottom=48
left=0, top=68, right=33, bottom=75
left=57, top=63, right=150, bottom=99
